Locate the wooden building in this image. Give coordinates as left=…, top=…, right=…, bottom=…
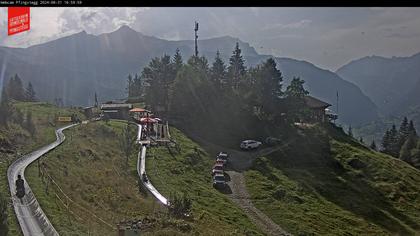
left=100, top=102, right=133, bottom=120
left=304, top=96, right=332, bottom=123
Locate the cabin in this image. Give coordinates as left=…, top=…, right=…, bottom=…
left=100, top=102, right=133, bottom=120
left=129, top=108, right=151, bottom=121
left=304, top=96, right=335, bottom=123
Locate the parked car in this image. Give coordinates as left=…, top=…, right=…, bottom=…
left=212, top=163, right=224, bottom=175
left=265, top=137, right=281, bottom=146
left=240, top=140, right=262, bottom=150
left=215, top=159, right=225, bottom=166
left=213, top=173, right=226, bottom=188
left=217, top=152, right=229, bottom=164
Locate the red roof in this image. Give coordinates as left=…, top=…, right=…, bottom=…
left=129, top=108, right=149, bottom=113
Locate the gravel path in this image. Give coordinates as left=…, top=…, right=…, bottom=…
left=226, top=170, right=291, bottom=236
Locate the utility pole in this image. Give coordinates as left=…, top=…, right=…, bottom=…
left=194, top=21, right=199, bottom=57
left=336, top=90, right=339, bottom=120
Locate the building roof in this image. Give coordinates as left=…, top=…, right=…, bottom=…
left=129, top=108, right=150, bottom=113
left=100, top=103, right=132, bottom=110
left=304, top=96, right=331, bottom=109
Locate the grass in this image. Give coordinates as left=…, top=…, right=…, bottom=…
left=25, top=121, right=162, bottom=235
left=0, top=101, right=85, bottom=236
left=244, top=124, right=420, bottom=235
left=146, top=127, right=264, bottom=235
left=24, top=121, right=262, bottom=235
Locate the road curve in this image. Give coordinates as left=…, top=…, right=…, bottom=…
left=7, top=123, right=78, bottom=236
left=136, top=124, right=168, bottom=206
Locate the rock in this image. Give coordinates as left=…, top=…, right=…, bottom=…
left=347, top=158, right=366, bottom=169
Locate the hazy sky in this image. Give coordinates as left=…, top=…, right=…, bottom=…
left=1, top=7, right=420, bottom=71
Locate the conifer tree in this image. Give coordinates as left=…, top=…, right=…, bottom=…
left=228, top=42, right=246, bottom=89
left=127, top=74, right=133, bottom=98
left=388, top=124, right=400, bottom=157
left=94, top=92, right=98, bottom=107
left=173, top=48, right=183, bottom=73
left=348, top=125, right=353, bottom=137
left=7, top=74, right=25, bottom=101
left=400, top=134, right=417, bottom=162
left=381, top=129, right=391, bottom=154
left=25, top=82, right=36, bottom=101
left=359, top=137, right=364, bottom=144
left=0, top=88, right=11, bottom=126
left=210, top=50, right=227, bottom=89
left=24, top=111, right=36, bottom=137
left=408, top=120, right=417, bottom=137
left=370, top=140, right=377, bottom=151
left=398, top=117, right=410, bottom=149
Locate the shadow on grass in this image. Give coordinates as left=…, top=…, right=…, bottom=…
left=264, top=132, right=420, bottom=235
left=215, top=184, right=232, bottom=194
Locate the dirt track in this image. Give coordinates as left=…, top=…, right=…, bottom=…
left=226, top=170, right=291, bottom=236
left=183, top=130, right=291, bottom=235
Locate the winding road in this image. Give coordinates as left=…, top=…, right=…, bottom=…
left=7, top=123, right=78, bottom=236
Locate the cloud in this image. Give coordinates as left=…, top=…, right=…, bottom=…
left=263, top=19, right=312, bottom=31
left=1, top=7, right=420, bottom=71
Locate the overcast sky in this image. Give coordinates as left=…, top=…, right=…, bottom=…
left=1, top=7, right=420, bottom=71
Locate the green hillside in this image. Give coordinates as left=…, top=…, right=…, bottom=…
left=0, top=102, right=85, bottom=235
left=245, top=124, right=420, bottom=235
left=23, top=120, right=261, bottom=235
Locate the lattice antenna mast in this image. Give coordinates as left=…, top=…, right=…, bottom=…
left=194, top=21, right=199, bottom=57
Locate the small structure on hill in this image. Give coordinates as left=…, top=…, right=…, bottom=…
left=100, top=102, right=133, bottom=120
left=304, top=96, right=337, bottom=123
left=129, top=108, right=151, bottom=121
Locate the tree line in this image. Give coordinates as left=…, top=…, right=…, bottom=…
left=0, top=74, right=37, bottom=136
left=380, top=117, right=419, bottom=168
left=126, top=44, right=310, bottom=142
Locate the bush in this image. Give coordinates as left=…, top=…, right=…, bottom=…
left=168, top=192, right=192, bottom=218
left=0, top=193, right=8, bottom=235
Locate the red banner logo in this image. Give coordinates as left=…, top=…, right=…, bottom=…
left=8, top=7, right=30, bottom=36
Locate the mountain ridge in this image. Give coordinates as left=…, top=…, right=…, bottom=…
left=0, top=25, right=378, bottom=125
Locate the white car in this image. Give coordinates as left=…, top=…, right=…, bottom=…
left=217, top=152, right=229, bottom=164
left=240, top=140, right=262, bottom=150
left=213, top=173, right=226, bottom=188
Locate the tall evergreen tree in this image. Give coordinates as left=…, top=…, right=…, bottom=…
left=284, top=77, right=309, bottom=123
left=408, top=120, right=417, bottom=137
left=24, top=111, right=36, bottom=137
left=0, top=88, right=12, bottom=126
left=173, top=48, right=183, bottom=73
left=370, top=140, right=377, bottom=151
left=94, top=92, right=98, bottom=107
left=399, top=134, right=417, bottom=162
left=398, top=116, right=410, bottom=149
left=25, top=82, right=37, bottom=101
left=210, top=50, right=227, bottom=89
left=227, top=42, right=246, bottom=89
left=142, top=54, right=175, bottom=114
left=381, top=129, right=391, bottom=154
left=388, top=124, right=400, bottom=157
left=7, top=74, right=25, bottom=101
left=126, top=74, right=133, bottom=98
left=348, top=125, right=353, bottom=138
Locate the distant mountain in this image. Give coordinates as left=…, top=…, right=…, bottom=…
left=336, top=53, right=420, bottom=116
left=276, top=58, right=378, bottom=125
left=0, top=25, right=378, bottom=125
